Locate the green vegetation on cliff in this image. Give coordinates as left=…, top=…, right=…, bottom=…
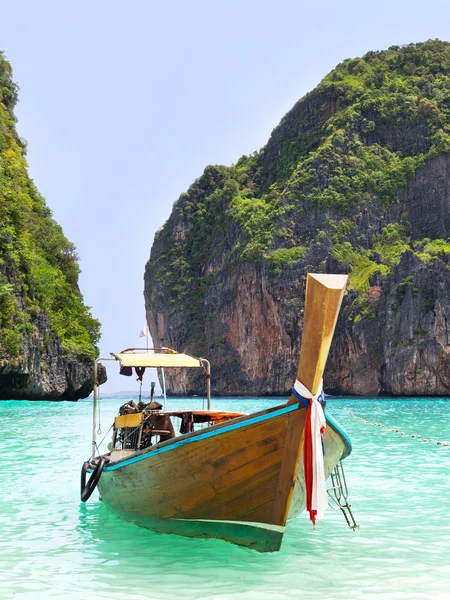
left=0, top=52, right=100, bottom=359
left=147, top=40, right=450, bottom=324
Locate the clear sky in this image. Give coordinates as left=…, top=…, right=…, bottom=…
left=1, top=0, right=450, bottom=393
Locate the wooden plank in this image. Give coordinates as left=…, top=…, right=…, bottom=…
left=210, top=469, right=281, bottom=521
left=109, top=412, right=288, bottom=485
left=270, top=407, right=306, bottom=526
left=124, top=435, right=282, bottom=511
left=150, top=437, right=284, bottom=515
left=210, top=436, right=282, bottom=492
left=100, top=417, right=288, bottom=522
left=110, top=401, right=292, bottom=467
left=241, top=499, right=273, bottom=522
left=288, top=273, right=347, bottom=398
left=103, top=442, right=282, bottom=522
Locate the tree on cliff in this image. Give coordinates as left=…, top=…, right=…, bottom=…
left=0, top=51, right=101, bottom=399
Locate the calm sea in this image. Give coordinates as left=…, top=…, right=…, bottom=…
left=0, top=396, right=449, bottom=600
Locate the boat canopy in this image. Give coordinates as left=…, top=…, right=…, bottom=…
left=92, top=347, right=212, bottom=458
left=111, top=348, right=204, bottom=369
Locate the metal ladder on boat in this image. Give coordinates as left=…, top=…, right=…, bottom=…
left=327, top=460, right=359, bottom=530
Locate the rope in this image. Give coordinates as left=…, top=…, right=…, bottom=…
left=345, top=409, right=450, bottom=446
left=95, top=424, right=113, bottom=451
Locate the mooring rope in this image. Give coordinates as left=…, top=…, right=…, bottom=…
left=95, top=424, right=113, bottom=451
left=345, top=409, right=450, bottom=446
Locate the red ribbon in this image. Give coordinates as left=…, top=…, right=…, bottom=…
left=303, top=399, right=317, bottom=526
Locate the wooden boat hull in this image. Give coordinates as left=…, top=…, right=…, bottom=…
left=90, top=273, right=350, bottom=551
left=97, top=403, right=350, bottom=552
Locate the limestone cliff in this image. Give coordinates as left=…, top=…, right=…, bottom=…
left=145, top=40, right=450, bottom=396
left=0, top=51, right=103, bottom=400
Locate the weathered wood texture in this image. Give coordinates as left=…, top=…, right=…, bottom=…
left=97, top=406, right=347, bottom=550
left=97, top=273, right=349, bottom=551
left=100, top=408, right=296, bottom=524
left=289, top=273, right=347, bottom=399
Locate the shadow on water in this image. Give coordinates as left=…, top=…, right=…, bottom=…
left=75, top=498, right=304, bottom=600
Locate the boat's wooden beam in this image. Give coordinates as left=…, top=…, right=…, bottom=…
left=288, top=273, right=347, bottom=403
left=270, top=406, right=306, bottom=526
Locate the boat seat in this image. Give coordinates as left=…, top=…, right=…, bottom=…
left=114, top=412, right=143, bottom=429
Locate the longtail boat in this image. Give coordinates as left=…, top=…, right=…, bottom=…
left=81, top=273, right=356, bottom=551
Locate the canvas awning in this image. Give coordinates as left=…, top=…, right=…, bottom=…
left=111, top=351, right=204, bottom=369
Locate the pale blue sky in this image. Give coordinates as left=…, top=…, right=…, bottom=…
left=1, top=0, right=450, bottom=393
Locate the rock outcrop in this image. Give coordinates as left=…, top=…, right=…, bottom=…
left=0, top=51, right=103, bottom=400
left=0, top=310, right=105, bottom=400
left=144, top=41, right=450, bottom=396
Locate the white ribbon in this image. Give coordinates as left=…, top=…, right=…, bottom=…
left=294, top=378, right=324, bottom=403
left=295, top=378, right=328, bottom=521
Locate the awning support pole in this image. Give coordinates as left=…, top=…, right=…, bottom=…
left=161, top=367, right=167, bottom=409
left=92, top=359, right=98, bottom=459
left=204, top=359, right=211, bottom=411
left=92, top=357, right=114, bottom=458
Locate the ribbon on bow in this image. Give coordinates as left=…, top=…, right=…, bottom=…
left=292, top=378, right=327, bottom=526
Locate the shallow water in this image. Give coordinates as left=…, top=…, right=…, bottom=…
left=0, top=396, right=449, bottom=600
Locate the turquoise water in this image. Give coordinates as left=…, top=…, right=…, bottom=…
left=0, top=396, right=449, bottom=600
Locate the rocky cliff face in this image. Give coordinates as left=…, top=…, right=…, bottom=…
left=0, top=52, right=103, bottom=400
left=145, top=41, right=450, bottom=396
left=0, top=309, right=104, bottom=400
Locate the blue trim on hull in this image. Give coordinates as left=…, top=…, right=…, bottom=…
left=103, top=403, right=300, bottom=472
